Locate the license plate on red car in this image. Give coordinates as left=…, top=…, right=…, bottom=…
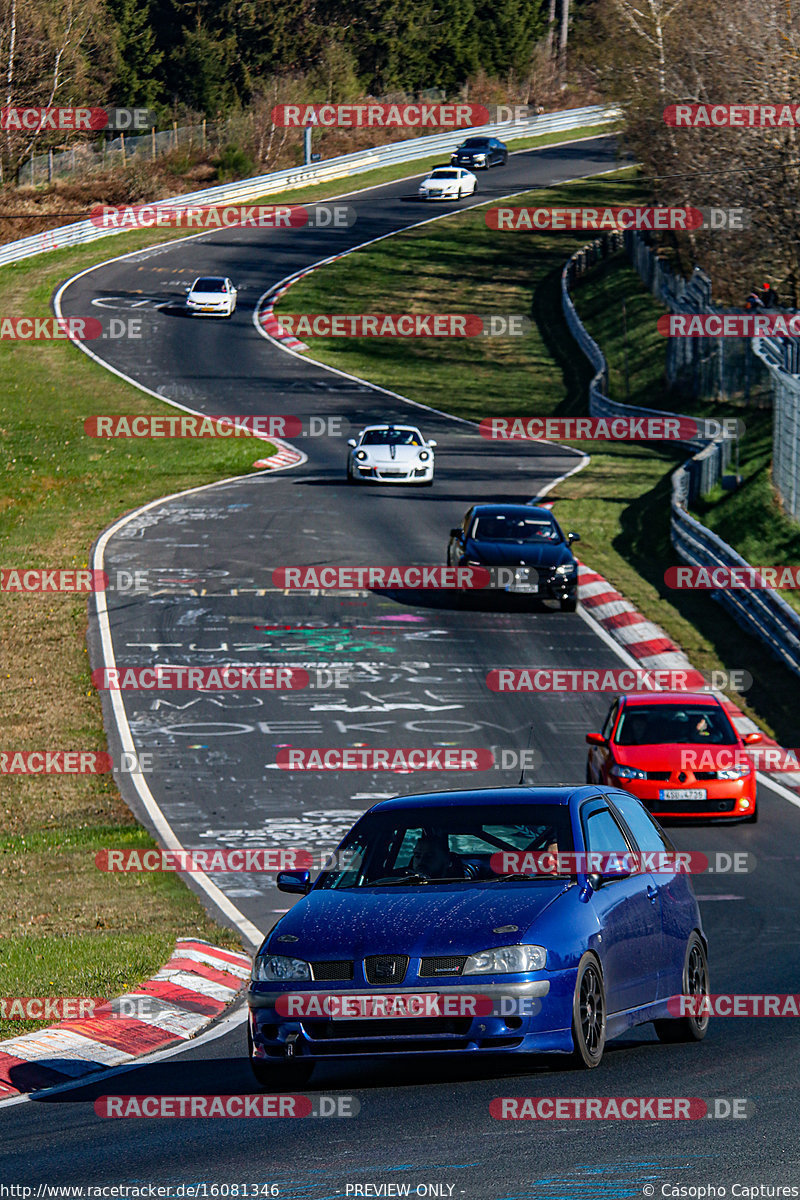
left=659, top=788, right=707, bottom=801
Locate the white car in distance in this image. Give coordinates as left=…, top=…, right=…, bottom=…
left=347, top=424, right=437, bottom=485
left=417, top=167, right=477, bottom=200
left=185, top=276, right=238, bottom=317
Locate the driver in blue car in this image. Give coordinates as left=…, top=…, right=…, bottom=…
left=410, top=832, right=465, bottom=878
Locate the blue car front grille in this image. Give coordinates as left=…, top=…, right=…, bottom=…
left=419, top=955, right=467, bottom=977
left=364, top=954, right=409, bottom=984
left=310, top=960, right=354, bottom=981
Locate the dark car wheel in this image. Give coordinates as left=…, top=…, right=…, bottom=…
left=654, top=932, right=709, bottom=1043
left=560, top=596, right=578, bottom=612
left=571, top=953, right=606, bottom=1068
left=249, top=1028, right=314, bottom=1088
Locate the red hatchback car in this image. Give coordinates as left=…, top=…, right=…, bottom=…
left=586, top=692, right=761, bottom=822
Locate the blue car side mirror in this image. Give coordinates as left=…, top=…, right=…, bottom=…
left=277, top=870, right=311, bottom=895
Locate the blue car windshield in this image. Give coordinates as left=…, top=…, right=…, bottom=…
left=471, top=515, right=561, bottom=542
left=316, top=805, right=574, bottom=889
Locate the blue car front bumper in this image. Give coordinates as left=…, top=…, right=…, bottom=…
left=248, top=972, right=578, bottom=1063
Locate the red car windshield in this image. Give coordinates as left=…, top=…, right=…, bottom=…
left=615, top=704, right=738, bottom=746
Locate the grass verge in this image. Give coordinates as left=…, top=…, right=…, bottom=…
left=0, top=120, right=618, bottom=1041
left=276, top=169, right=799, bottom=746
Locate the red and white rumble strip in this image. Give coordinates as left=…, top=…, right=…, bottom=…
left=577, top=564, right=800, bottom=794
left=0, top=939, right=250, bottom=1098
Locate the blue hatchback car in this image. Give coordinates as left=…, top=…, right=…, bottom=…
left=247, top=786, right=709, bottom=1084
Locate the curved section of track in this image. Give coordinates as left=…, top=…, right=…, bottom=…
left=4, top=138, right=799, bottom=1197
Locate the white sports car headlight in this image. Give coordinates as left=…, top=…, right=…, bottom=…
left=355, top=450, right=368, bottom=461
left=463, top=945, right=547, bottom=974
left=418, top=450, right=430, bottom=461
left=252, top=954, right=311, bottom=982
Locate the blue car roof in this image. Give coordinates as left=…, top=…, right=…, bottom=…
left=367, top=786, right=599, bottom=814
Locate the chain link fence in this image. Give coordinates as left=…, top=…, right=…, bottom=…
left=562, top=229, right=800, bottom=680
left=625, top=230, right=768, bottom=403
left=752, top=336, right=800, bottom=521
left=17, top=118, right=239, bottom=186
left=562, top=230, right=734, bottom=502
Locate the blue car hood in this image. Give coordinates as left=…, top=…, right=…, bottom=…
left=266, top=883, right=568, bottom=958
left=466, top=539, right=571, bottom=568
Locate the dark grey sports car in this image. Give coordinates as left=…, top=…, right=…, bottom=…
left=450, top=136, right=508, bottom=169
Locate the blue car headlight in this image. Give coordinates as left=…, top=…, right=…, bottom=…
left=611, top=765, right=647, bottom=780
left=252, top=954, right=311, bottom=982
left=555, top=563, right=577, bottom=575
left=463, top=944, right=547, bottom=974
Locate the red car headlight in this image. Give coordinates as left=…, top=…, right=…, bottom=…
left=611, top=765, right=647, bottom=780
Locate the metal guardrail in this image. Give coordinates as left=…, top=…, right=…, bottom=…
left=670, top=477, right=800, bottom=678
left=561, top=231, right=729, bottom=473
left=0, top=104, right=619, bottom=268
left=562, top=230, right=800, bottom=680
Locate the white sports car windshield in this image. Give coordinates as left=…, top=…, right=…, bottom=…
left=361, top=430, right=422, bottom=446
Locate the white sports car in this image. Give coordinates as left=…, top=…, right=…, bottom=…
left=185, top=276, right=237, bottom=317
left=347, top=424, right=437, bottom=485
left=417, top=167, right=477, bottom=201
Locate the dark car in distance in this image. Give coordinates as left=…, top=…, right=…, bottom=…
left=447, top=503, right=581, bottom=611
left=450, top=136, right=508, bottom=169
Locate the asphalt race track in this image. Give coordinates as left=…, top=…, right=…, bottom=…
left=3, top=136, right=800, bottom=1198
